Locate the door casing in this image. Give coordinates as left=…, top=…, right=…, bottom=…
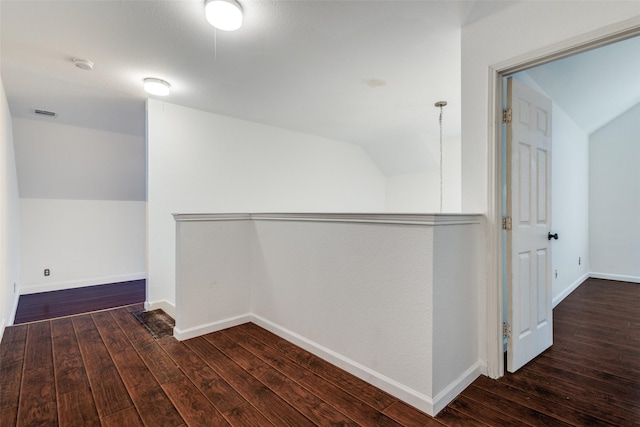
left=486, top=21, right=640, bottom=379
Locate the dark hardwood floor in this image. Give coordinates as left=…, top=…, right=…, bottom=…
left=1, top=277, right=638, bottom=426
left=13, top=280, right=146, bottom=324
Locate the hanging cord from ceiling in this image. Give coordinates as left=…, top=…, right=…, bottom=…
left=435, top=101, right=447, bottom=213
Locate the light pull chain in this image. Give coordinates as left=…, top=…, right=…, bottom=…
left=434, top=101, right=447, bottom=213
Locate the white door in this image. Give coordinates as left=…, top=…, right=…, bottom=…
left=506, top=77, right=554, bottom=373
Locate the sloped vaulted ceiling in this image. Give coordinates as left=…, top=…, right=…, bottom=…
left=1, top=0, right=519, bottom=183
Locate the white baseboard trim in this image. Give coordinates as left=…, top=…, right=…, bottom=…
left=250, top=314, right=436, bottom=416
left=0, top=318, right=5, bottom=344
left=432, top=362, right=483, bottom=415
left=167, top=311, right=484, bottom=416
left=589, top=272, right=640, bottom=284
left=145, top=300, right=176, bottom=318
left=20, top=273, right=146, bottom=295
left=174, top=314, right=251, bottom=341
left=9, top=291, right=20, bottom=325
left=1, top=292, right=20, bottom=341
left=553, top=273, right=589, bottom=308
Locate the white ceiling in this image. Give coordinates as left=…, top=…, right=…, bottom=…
left=0, top=0, right=518, bottom=176
left=524, top=34, right=640, bottom=135
left=3, top=0, right=637, bottom=180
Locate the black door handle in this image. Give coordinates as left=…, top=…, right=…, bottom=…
left=548, top=232, right=558, bottom=241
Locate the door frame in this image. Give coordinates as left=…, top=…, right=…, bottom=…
left=486, top=19, right=640, bottom=379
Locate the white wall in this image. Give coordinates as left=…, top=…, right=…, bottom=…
left=173, top=213, right=484, bottom=415
left=147, top=100, right=386, bottom=309
left=461, top=1, right=640, bottom=377
left=461, top=2, right=640, bottom=213
left=385, top=136, right=461, bottom=213
left=11, top=118, right=147, bottom=295
left=589, top=103, right=640, bottom=282
left=251, top=218, right=434, bottom=397
left=0, top=76, right=21, bottom=336
left=19, top=199, right=146, bottom=294
left=517, top=72, right=590, bottom=305
left=12, top=118, right=145, bottom=201
left=550, top=103, right=590, bottom=302
left=386, top=171, right=439, bottom=212
left=174, top=216, right=252, bottom=337
left=431, top=220, right=484, bottom=409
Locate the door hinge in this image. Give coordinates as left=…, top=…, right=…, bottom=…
left=503, top=322, right=511, bottom=338
left=502, top=108, right=512, bottom=124
left=502, top=216, right=512, bottom=231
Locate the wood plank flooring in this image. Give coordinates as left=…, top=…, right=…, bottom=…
left=1, top=277, right=638, bottom=426
left=14, top=280, right=146, bottom=324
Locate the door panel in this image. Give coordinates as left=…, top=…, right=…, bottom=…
left=506, top=77, right=553, bottom=373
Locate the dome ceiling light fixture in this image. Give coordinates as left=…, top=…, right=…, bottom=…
left=205, top=0, right=243, bottom=31
left=143, top=78, right=171, bottom=96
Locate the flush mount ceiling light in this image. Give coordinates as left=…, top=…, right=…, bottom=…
left=205, top=0, right=243, bottom=31
left=143, top=78, right=171, bottom=96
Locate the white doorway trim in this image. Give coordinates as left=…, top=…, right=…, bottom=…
left=486, top=16, right=640, bottom=379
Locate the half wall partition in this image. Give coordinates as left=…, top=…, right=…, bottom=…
left=173, top=213, right=484, bottom=415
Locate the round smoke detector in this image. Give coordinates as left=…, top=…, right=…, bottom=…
left=73, top=58, right=94, bottom=71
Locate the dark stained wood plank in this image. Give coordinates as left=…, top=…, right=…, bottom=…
left=527, top=355, right=640, bottom=404
left=448, top=394, right=530, bottom=426
left=223, top=326, right=308, bottom=381
left=548, top=340, right=640, bottom=377
left=90, top=311, right=133, bottom=354
left=434, top=405, right=489, bottom=426
left=0, top=406, right=18, bottom=427
left=540, top=342, right=639, bottom=381
left=2, top=277, right=638, bottom=426
left=0, top=324, right=27, bottom=425
left=208, top=331, right=359, bottom=426
left=159, top=339, right=247, bottom=416
left=383, top=400, right=446, bottom=427
left=136, top=341, right=183, bottom=385
left=72, top=315, right=134, bottom=417
left=298, top=372, right=403, bottom=427
left=14, top=280, right=145, bottom=324
left=0, top=361, right=23, bottom=412
left=161, top=372, right=231, bottom=427
left=51, top=317, right=90, bottom=394
left=57, top=388, right=100, bottom=427
left=501, top=364, right=638, bottom=425
left=101, top=407, right=144, bottom=427
left=533, top=353, right=640, bottom=400
left=261, top=368, right=360, bottom=427
left=238, top=322, right=399, bottom=411
left=108, top=307, right=155, bottom=349
left=222, top=403, right=276, bottom=427
left=0, top=323, right=27, bottom=364
left=461, top=384, right=573, bottom=427
left=91, top=311, right=185, bottom=427
left=472, top=375, right=619, bottom=426
left=16, top=364, right=58, bottom=427
left=186, top=336, right=316, bottom=427
left=23, top=321, right=52, bottom=369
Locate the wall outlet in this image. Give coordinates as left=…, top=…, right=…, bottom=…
left=44, top=268, right=50, bottom=276
left=579, top=257, right=581, bottom=265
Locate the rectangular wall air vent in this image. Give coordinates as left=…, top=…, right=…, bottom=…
left=34, top=109, right=57, bottom=117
